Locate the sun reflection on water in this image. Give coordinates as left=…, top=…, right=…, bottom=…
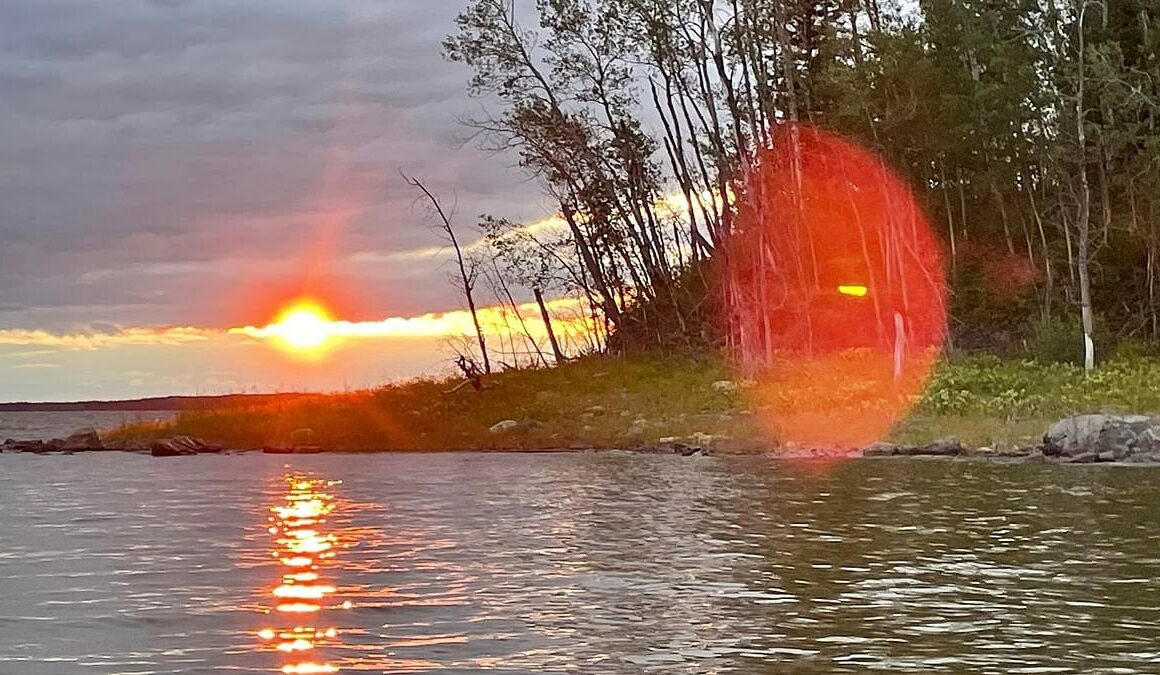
left=259, top=474, right=346, bottom=674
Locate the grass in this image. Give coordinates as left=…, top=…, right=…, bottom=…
left=109, top=355, right=757, bottom=451
left=107, top=353, right=1160, bottom=451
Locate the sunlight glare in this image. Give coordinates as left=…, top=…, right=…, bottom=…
left=268, top=302, right=335, bottom=355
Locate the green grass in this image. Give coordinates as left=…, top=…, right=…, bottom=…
left=108, top=353, right=1160, bottom=451
left=109, top=355, right=757, bottom=451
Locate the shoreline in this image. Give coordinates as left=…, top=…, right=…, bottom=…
left=10, top=355, right=1160, bottom=465
left=5, top=416, right=1160, bottom=466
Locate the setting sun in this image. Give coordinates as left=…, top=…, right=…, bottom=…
left=268, top=302, right=334, bottom=355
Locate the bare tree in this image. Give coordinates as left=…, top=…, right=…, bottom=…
left=403, top=173, right=492, bottom=375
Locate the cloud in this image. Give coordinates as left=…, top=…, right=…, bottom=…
left=0, top=297, right=594, bottom=357
left=0, top=0, right=544, bottom=331
left=231, top=297, right=591, bottom=342
left=0, top=326, right=216, bottom=349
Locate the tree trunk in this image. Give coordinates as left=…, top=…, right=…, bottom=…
left=1076, top=2, right=1095, bottom=372
left=534, top=288, right=566, bottom=364
left=405, top=174, right=492, bottom=375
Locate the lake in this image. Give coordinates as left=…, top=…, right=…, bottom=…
left=0, top=411, right=175, bottom=441
left=0, top=451, right=1157, bottom=674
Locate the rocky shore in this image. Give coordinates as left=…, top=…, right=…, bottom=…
left=3, top=414, right=1160, bottom=464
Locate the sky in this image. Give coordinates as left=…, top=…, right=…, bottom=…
left=0, top=0, right=555, bottom=402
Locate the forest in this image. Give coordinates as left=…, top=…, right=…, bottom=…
left=436, top=0, right=1160, bottom=371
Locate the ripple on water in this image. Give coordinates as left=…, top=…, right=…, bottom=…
left=0, top=453, right=1158, bottom=673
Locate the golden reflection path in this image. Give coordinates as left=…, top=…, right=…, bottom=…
left=258, top=474, right=349, bottom=674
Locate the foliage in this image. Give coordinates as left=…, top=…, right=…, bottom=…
left=916, top=354, right=1160, bottom=420
left=440, top=0, right=1160, bottom=363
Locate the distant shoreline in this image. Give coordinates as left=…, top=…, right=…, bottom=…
left=0, top=393, right=309, bottom=413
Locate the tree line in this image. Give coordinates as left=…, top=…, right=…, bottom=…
left=435, top=0, right=1160, bottom=370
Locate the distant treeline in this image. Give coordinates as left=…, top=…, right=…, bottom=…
left=0, top=393, right=311, bottom=412
left=443, top=0, right=1160, bottom=368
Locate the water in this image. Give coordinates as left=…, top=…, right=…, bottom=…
left=0, top=411, right=175, bottom=441
left=0, top=452, right=1157, bottom=674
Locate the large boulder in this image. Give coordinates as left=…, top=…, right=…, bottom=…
left=60, top=428, right=103, bottom=452
left=1043, top=415, right=1160, bottom=462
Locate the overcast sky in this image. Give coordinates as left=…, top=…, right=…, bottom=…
left=0, top=0, right=553, bottom=400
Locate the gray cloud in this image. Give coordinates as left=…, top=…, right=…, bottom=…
left=0, top=0, right=541, bottom=331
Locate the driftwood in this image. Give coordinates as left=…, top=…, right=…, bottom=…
left=443, top=355, right=492, bottom=395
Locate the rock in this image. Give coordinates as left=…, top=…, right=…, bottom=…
left=103, top=438, right=151, bottom=452
left=489, top=419, right=519, bottom=434
left=712, top=380, right=739, bottom=393
left=969, top=446, right=999, bottom=457
left=151, top=440, right=197, bottom=457
left=150, top=436, right=222, bottom=457
left=9, top=440, right=49, bottom=453
left=1043, top=414, right=1160, bottom=461
left=863, top=442, right=899, bottom=457
left=60, top=428, right=103, bottom=452
left=652, top=439, right=699, bottom=456
left=691, top=432, right=713, bottom=447
left=899, top=437, right=965, bottom=457
left=626, top=418, right=649, bottom=437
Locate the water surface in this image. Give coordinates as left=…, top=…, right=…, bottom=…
left=0, top=411, right=174, bottom=441
left=0, top=452, right=1157, bottom=673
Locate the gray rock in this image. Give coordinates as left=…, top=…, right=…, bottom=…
left=712, top=380, right=739, bottom=393
left=1043, top=414, right=1160, bottom=461
left=60, top=428, right=103, bottom=452
left=863, top=442, right=899, bottom=457
left=899, top=437, right=964, bottom=456
left=626, top=418, right=649, bottom=437
left=488, top=419, right=519, bottom=434
left=692, top=432, right=715, bottom=448
left=150, top=436, right=222, bottom=457
left=9, top=440, right=50, bottom=453
left=151, top=439, right=197, bottom=457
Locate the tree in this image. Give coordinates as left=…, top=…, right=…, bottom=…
left=403, top=173, right=492, bottom=375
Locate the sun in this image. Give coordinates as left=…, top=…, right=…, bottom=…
left=269, top=302, right=334, bottom=354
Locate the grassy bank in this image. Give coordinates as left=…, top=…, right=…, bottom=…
left=108, top=354, right=1160, bottom=451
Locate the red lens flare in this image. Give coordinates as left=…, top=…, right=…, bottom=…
left=725, top=124, right=947, bottom=450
